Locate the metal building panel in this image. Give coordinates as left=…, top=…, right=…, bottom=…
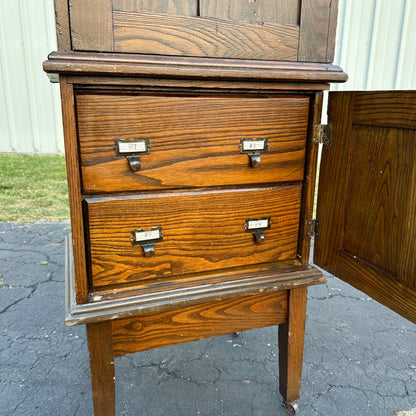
left=0, top=0, right=63, bottom=154
left=333, top=0, right=416, bottom=91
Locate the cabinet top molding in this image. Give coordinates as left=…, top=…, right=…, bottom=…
left=44, top=51, right=347, bottom=84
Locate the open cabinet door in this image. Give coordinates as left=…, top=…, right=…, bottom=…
left=314, top=91, right=416, bottom=324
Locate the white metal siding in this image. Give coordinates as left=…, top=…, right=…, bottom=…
left=333, top=0, right=416, bottom=91
left=0, top=0, right=415, bottom=154
left=0, top=0, right=63, bottom=154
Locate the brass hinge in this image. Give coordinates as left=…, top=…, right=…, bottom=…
left=313, top=123, right=333, bottom=148
left=306, top=219, right=320, bottom=238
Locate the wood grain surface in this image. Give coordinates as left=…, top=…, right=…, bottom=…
left=314, top=91, right=353, bottom=275
left=298, top=0, right=336, bottom=63
left=87, top=321, right=115, bottom=415
left=44, top=51, right=348, bottom=83
left=297, top=92, right=323, bottom=264
left=86, top=186, right=302, bottom=288
left=54, top=0, right=71, bottom=50
left=279, top=286, right=307, bottom=403
left=113, top=0, right=198, bottom=15
left=113, top=10, right=299, bottom=60
left=315, top=91, right=416, bottom=324
left=70, top=0, right=114, bottom=52
left=112, top=291, right=288, bottom=355
left=76, top=93, right=309, bottom=193
left=60, top=78, right=89, bottom=304
left=200, top=0, right=300, bottom=25
left=344, top=125, right=416, bottom=285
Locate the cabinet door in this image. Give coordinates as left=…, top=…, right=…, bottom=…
left=63, top=0, right=338, bottom=62
left=314, top=91, right=416, bottom=324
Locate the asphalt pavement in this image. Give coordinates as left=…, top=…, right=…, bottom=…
left=1, top=222, right=415, bottom=416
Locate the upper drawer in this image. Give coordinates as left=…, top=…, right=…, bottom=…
left=60, top=0, right=338, bottom=63
left=76, top=93, right=310, bottom=193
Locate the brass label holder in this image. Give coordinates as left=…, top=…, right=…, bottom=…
left=114, top=138, right=151, bottom=171
left=245, top=217, right=271, bottom=244
left=130, top=226, right=163, bottom=257
left=239, top=138, right=268, bottom=168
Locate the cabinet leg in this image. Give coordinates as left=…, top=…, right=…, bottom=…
left=87, top=321, right=115, bottom=416
left=278, top=287, right=307, bottom=407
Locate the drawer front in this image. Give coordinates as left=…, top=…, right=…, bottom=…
left=86, top=186, right=302, bottom=288
left=76, top=94, right=309, bottom=193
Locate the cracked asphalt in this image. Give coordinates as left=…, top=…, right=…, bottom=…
left=1, top=222, right=415, bottom=416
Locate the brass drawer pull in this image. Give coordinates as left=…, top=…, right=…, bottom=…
left=114, top=138, right=151, bottom=171
left=240, top=138, right=268, bottom=168
left=245, top=217, right=271, bottom=244
left=130, top=226, right=163, bottom=257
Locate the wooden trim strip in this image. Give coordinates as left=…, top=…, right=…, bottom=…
left=44, top=51, right=348, bottom=83
left=65, top=240, right=325, bottom=326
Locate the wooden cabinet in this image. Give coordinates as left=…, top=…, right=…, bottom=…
left=40, top=1, right=399, bottom=415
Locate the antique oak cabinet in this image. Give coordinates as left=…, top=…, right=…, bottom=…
left=43, top=1, right=416, bottom=415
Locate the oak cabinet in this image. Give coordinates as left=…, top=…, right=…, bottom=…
left=44, top=1, right=416, bottom=415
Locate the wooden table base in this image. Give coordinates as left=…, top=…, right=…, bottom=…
left=86, top=287, right=307, bottom=416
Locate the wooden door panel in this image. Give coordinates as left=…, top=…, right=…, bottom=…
left=343, top=125, right=416, bottom=284
left=315, top=91, right=416, bottom=323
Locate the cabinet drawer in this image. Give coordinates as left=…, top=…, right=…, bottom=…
left=86, top=186, right=302, bottom=289
left=76, top=94, right=309, bottom=193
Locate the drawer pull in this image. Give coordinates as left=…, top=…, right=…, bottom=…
left=130, top=226, right=163, bottom=257
left=114, top=138, right=151, bottom=171
left=245, top=217, right=271, bottom=244
left=240, top=138, right=268, bottom=168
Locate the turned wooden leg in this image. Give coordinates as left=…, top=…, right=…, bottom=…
left=278, top=287, right=308, bottom=413
left=87, top=321, right=115, bottom=416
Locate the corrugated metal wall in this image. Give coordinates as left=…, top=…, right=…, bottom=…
left=0, top=0, right=415, bottom=154
left=333, top=0, right=416, bottom=91
left=0, top=0, right=63, bottom=154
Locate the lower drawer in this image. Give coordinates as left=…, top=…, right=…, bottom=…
left=85, top=186, right=302, bottom=288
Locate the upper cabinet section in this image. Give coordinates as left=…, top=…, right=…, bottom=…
left=55, top=0, right=338, bottom=63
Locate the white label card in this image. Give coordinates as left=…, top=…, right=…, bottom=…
left=247, top=219, right=269, bottom=230
left=135, top=229, right=160, bottom=242
left=242, top=139, right=266, bottom=151
left=118, top=140, right=147, bottom=154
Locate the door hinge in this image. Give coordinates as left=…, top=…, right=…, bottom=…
left=306, top=219, right=320, bottom=238
left=313, top=123, right=333, bottom=148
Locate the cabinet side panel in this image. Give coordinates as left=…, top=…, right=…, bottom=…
left=70, top=0, right=114, bottom=51
left=60, top=78, right=89, bottom=303
left=200, top=0, right=300, bottom=26
left=298, top=0, right=334, bottom=62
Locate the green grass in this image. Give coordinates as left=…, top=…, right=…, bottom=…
left=0, top=154, right=69, bottom=222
